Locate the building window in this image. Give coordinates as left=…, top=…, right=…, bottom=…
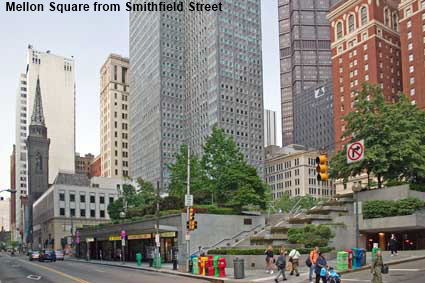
left=408, top=31, right=412, bottom=39
left=410, top=65, right=414, bottom=73
left=421, top=0, right=425, bottom=9
left=70, top=208, right=75, bottom=217
left=406, top=7, right=412, bottom=17
left=60, top=208, right=65, bottom=216
left=109, top=197, right=114, bottom=204
left=70, top=194, right=75, bottom=202
left=90, top=209, right=95, bottom=217
left=410, top=77, right=415, bottom=84
left=392, top=12, right=399, bottom=31
left=360, top=6, right=368, bottom=26
left=90, top=195, right=95, bottom=203
left=100, top=210, right=105, bottom=218
left=59, top=193, right=65, bottom=201
left=410, top=88, right=416, bottom=96
left=384, top=7, right=391, bottom=27
left=409, top=54, right=414, bottom=62
left=100, top=196, right=105, bottom=204
left=80, top=195, right=85, bottom=203
left=336, top=22, right=343, bottom=40
left=348, top=14, right=355, bottom=33
left=407, top=20, right=412, bottom=28
left=80, top=209, right=86, bottom=217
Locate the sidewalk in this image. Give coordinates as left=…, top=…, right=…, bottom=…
left=67, top=250, right=425, bottom=282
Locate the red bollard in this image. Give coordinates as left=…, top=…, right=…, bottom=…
left=218, top=258, right=226, bottom=277
left=198, top=257, right=203, bottom=275
left=207, top=256, right=214, bottom=276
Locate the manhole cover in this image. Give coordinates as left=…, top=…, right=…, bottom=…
left=27, top=275, right=42, bottom=280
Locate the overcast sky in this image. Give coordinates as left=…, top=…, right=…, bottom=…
left=0, top=0, right=281, bottom=195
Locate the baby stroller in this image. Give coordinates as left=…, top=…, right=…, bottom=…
left=327, top=267, right=341, bottom=283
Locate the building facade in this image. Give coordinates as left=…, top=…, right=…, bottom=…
left=90, top=155, right=102, bottom=177
left=399, top=0, right=425, bottom=109
left=75, top=153, right=94, bottom=177
left=26, top=77, right=50, bottom=245
left=100, top=54, right=130, bottom=178
left=129, top=0, right=264, bottom=188
left=10, top=145, right=16, bottom=239
left=0, top=197, right=10, bottom=232
left=328, top=0, right=403, bottom=150
left=264, top=110, right=277, bottom=147
left=279, top=0, right=337, bottom=145
left=293, top=80, right=335, bottom=151
left=265, top=145, right=335, bottom=200
left=32, top=174, right=122, bottom=250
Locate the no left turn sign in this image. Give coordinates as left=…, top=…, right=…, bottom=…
left=347, top=140, right=365, bottom=164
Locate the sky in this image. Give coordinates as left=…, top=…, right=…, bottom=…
left=0, top=0, right=281, bottom=194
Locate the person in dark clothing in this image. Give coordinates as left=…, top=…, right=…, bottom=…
left=315, top=252, right=327, bottom=283
left=388, top=234, right=398, bottom=256
left=274, top=249, right=287, bottom=282
left=265, top=245, right=274, bottom=274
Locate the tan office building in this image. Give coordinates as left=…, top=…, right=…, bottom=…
left=100, top=54, right=130, bottom=178
left=265, top=145, right=335, bottom=201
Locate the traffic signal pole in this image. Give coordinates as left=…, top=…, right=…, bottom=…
left=186, top=145, right=191, bottom=272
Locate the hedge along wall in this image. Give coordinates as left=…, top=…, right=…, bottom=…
left=207, top=247, right=333, bottom=255
left=363, top=197, right=425, bottom=219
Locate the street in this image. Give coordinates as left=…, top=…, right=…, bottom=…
left=0, top=253, right=208, bottom=283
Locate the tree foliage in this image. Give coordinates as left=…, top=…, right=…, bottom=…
left=275, top=192, right=319, bottom=213
left=330, top=83, right=425, bottom=187
left=363, top=197, right=425, bottom=219
left=288, top=224, right=334, bottom=248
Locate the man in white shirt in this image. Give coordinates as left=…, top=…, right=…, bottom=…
left=288, top=248, right=301, bottom=277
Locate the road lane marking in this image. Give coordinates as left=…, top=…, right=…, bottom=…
left=251, top=272, right=308, bottom=282
left=27, top=275, right=42, bottom=280
left=390, top=268, right=422, bottom=271
left=343, top=280, right=388, bottom=282
left=94, top=269, right=105, bottom=273
left=19, top=259, right=91, bottom=283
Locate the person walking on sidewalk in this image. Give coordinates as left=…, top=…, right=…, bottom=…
left=388, top=234, right=398, bottom=256
left=274, top=249, right=287, bottom=282
left=309, top=246, right=319, bottom=283
left=265, top=245, right=274, bottom=274
left=371, top=250, right=384, bottom=283
left=315, top=252, right=327, bottom=283
left=288, top=248, right=300, bottom=276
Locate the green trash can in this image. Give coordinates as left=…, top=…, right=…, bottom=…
left=213, top=256, right=220, bottom=277
left=153, top=255, right=162, bottom=268
left=192, top=257, right=199, bottom=274
left=136, top=253, right=142, bottom=266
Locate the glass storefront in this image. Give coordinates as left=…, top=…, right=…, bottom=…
left=365, top=230, right=425, bottom=251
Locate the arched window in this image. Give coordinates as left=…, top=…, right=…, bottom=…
left=384, top=7, right=391, bottom=27
left=392, top=12, right=399, bottom=31
left=336, top=22, right=343, bottom=40
left=348, top=14, right=355, bottom=33
left=35, top=152, right=42, bottom=172
left=360, top=6, right=368, bottom=26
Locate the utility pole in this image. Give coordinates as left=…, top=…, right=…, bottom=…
left=186, top=145, right=191, bottom=272
left=155, top=181, right=160, bottom=268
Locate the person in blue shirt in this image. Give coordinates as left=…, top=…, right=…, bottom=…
left=327, top=267, right=341, bottom=283
left=315, top=252, right=327, bottom=283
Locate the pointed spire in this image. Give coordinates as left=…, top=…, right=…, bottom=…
left=31, top=76, right=45, bottom=126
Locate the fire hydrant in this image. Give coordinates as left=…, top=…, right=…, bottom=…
left=218, top=257, right=226, bottom=277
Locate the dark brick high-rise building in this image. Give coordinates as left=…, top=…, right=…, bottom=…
left=329, top=0, right=403, bottom=150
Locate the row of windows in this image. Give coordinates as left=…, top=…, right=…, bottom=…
left=60, top=208, right=105, bottom=218
left=59, top=193, right=113, bottom=204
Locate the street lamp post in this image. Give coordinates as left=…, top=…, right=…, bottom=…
left=352, top=182, right=362, bottom=249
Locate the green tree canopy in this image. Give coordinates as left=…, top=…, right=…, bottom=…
left=330, top=83, right=425, bottom=187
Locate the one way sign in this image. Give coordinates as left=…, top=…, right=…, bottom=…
left=347, top=140, right=365, bottom=164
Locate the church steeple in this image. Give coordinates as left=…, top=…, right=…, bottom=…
left=31, top=76, right=45, bottom=127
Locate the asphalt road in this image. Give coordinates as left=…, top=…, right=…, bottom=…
left=0, top=253, right=208, bottom=283
left=340, top=258, right=425, bottom=283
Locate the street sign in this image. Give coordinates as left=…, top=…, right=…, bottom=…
left=121, top=239, right=126, bottom=246
left=155, top=234, right=160, bottom=247
left=185, top=233, right=191, bottom=241
left=185, top=194, right=193, bottom=207
left=347, top=140, right=365, bottom=164
left=121, top=230, right=126, bottom=239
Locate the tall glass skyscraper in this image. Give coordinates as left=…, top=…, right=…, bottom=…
left=279, top=0, right=337, bottom=145
left=129, top=0, right=264, bottom=188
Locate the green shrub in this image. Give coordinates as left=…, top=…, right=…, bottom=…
left=287, top=224, right=334, bottom=248
left=363, top=197, right=425, bottom=219
left=207, top=247, right=333, bottom=255
left=410, top=183, right=425, bottom=192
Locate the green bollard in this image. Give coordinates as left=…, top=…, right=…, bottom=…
left=153, top=255, right=162, bottom=268
left=192, top=257, right=199, bottom=274
left=136, top=253, right=142, bottom=267
left=213, top=256, right=220, bottom=276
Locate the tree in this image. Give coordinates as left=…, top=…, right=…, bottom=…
left=330, top=83, right=425, bottom=188
left=168, top=145, right=208, bottom=204
left=288, top=224, right=334, bottom=248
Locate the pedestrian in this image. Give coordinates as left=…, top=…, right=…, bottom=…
left=264, top=245, right=274, bottom=274
left=274, top=249, right=287, bottom=282
left=388, top=234, right=398, bottom=256
left=288, top=248, right=300, bottom=276
left=315, top=252, right=327, bottom=283
left=371, top=250, right=384, bottom=283
left=308, top=246, right=319, bottom=283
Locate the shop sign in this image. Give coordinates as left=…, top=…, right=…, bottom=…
left=128, top=234, right=152, bottom=240
left=86, top=237, right=94, bottom=242
left=160, top=232, right=176, bottom=238
left=109, top=236, right=121, bottom=241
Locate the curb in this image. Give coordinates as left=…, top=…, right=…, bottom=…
left=338, top=255, right=425, bottom=275
left=67, top=258, right=227, bottom=282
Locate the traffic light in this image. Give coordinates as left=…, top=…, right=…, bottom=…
left=316, top=154, right=329, bottom=182
left=188, top=207, right=195, bottom=221
left=187, top=208, right=197, bottom=231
